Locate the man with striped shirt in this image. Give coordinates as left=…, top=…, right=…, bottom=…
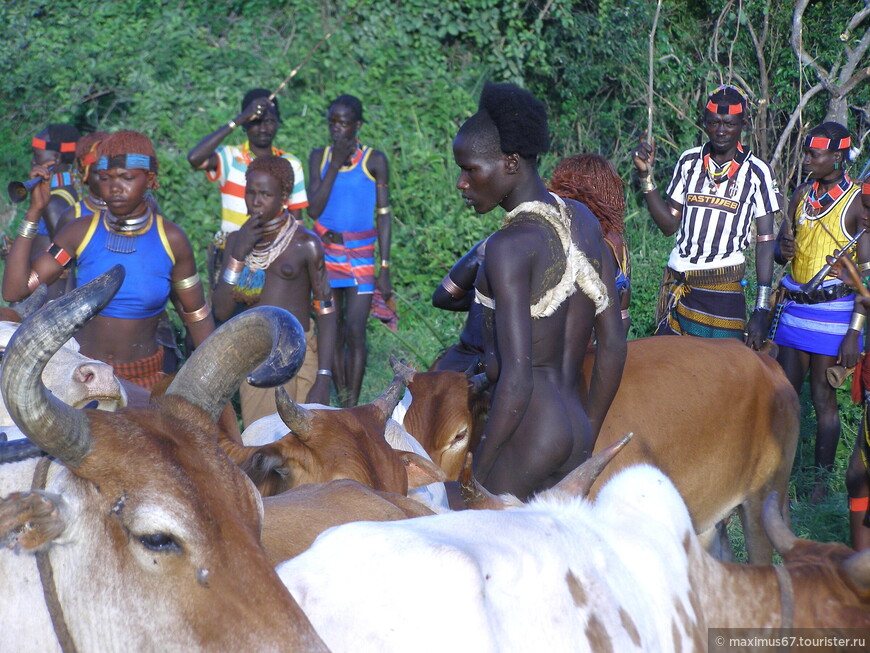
left=632, top=85, right=780, bottom=345
left=188, top=89, right=308, bottom=287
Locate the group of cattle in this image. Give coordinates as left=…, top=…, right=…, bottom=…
left=0, top=266, right=868, bottom=651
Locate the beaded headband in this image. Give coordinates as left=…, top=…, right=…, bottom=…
left=96, top=153, right=157, bottom=171
left=804, top=135, right=851, bottom=151
left=32, top=137, right=76, bottom=153
left=863, top=180, right=870, bottom=195
left=705, top=84, right=746, bottom=115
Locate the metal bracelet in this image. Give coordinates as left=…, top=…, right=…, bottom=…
left=639, top=176, right=656, bottom=193
left=376, top=206, right=391, bottom=216
left=227, top=119, right=238, bottom=130
left=171, top=274, right=201, bottom=292
left=26, top=270, right=40, bottom=292
left=756, top=234, right=776, bottom=243
left=755, top=285, right=772, bottom=311
left=850, top=312, right=866, bottom=332
left=221, top=268, right=241, bottom=286
left=181, top=303, right=211, bottom=324
left=225, top=256, right=245, bottom=273
left=17, top=221, right=38, bottom=239
left=620, top=309, right=630, bottom=320
left=441, top=274, right=467, bottom=299
left=859, top=261, right=870, bottom=274
left=380, top=259, right=391, bottom=269
left=316, top=369, right=333, bottom=377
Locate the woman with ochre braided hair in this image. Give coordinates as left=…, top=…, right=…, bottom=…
left=549, top=154, right=631, bottom=334
left=772, top=122, right=870, bottom=504
left=2, top=130, right=215, bottom=392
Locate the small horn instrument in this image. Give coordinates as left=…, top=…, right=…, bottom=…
left=7, top=166, right=54, bottom=204
left=826, top=364, right=855, bottom=389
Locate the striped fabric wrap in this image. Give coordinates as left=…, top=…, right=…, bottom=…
left=110, top=348, right=165, bottom=391
left=313, top=221, right=377, bottom=293
left=654, top=264, right=746, bottom=339
left=771, top=275, right=860, bottom=357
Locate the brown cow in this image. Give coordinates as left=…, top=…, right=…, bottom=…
left=261, top=479, right=435, bottom=564
left=0, top=266, right=327, bottom=651
left=398, top=336, right=799, bottom=564
left=220, top=381, right=446, bottom=499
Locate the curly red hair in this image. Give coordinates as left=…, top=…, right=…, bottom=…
left=548, top=154, right=625, bottom=237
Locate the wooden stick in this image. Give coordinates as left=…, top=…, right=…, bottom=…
left=646, top=0, right=664, bottom=140
left=268, top=2, right=360, bottom=101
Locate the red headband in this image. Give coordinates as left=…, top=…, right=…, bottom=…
left=863, top=180, right=870, bottom=195
left=31, top=136, right=76, bottom=153
left=804, top=135, right=851, bottom=150
left=705, top=99, right=743, bottom=115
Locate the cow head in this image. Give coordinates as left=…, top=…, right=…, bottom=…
left=391, top=356, right=489, bottom=480
left=763, top=493, right=870, bottom=628
left=223, top=374, right=445, bottom=498
left=0, top=266, right=326, bottom=651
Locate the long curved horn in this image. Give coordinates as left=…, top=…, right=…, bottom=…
left=275, top=385, right=314, bottom=440
left=167, top=306, right=305, bottom=421
left=1, top=266, right=125, bottom=467
left=372, top=373, right=406, bottom=417
left=8, top=283, right=48, bottom=320
left=541, top=432, right=634, bottom=499
left=389, top=354, right=416, bottom=385
left=762, top=492, right=798, bottom=556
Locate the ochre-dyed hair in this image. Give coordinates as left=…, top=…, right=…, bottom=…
left=75, top=131, right=109, bottom=174
left=96, top=130, right=159, bottom=174
left=548, top=154, right=626, bottom=236
left=247, top=154, right=294, bottom=197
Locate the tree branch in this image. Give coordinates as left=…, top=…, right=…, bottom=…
left=771, top=82, right=825, bottom=174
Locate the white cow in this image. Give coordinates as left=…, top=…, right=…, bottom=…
left=0, top=321, right=126, bottom=440
left=278, top=458, right=870, bottom=652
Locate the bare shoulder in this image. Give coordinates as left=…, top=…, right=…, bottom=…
left=160, top=218, right=194, bottom=254
left=295, top=225, right=326, bottom=258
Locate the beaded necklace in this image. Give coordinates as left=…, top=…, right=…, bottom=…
left=702, top=142, right=747, bottom=196
left=799, top=176, right=851, bottom=226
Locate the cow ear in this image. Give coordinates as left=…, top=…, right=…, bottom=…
left=0, top=490, right=67, bottom=552
left=242, top=447, right=288, bottom=485
left=397, top=451, right=447, bottom=489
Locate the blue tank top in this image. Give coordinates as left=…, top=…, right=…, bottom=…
left=75, top=211, right=175, bottom=319
left=318, top=145, right=377, bottom=233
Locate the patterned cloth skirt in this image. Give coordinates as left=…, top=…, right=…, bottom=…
left=654, top=264, right=746, bottom=339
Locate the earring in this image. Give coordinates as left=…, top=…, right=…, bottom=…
left=834, top=162, right=840, bottom=170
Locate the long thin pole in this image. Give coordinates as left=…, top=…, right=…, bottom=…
left=268, top=2, right=360, bottom=101
left=647, top=0, right=664, bottom=139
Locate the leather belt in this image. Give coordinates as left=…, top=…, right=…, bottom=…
left=783, top=283, right=852, bottom=304
left=320, top=229, right=344, bottom=245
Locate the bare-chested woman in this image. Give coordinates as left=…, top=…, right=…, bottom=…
left=453, top=82, right=626, bottom=499
left=212, top=155, right=336, bottom=426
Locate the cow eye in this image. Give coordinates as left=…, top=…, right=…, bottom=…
left=138, top=533, right=182, bottom=553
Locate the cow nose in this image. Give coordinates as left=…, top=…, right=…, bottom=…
left=73, top=361, right=121, bottom=395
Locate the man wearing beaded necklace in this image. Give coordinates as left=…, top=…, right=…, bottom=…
left=771, top=122, right=869, bottom=505
left=307, top=94, right=392, bottom=408
left=213, top=155, right=336, bottom=425
left=632, top=85, right=780, bottom=344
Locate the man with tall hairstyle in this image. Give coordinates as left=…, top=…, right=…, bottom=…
left=451, top=82, right=625, bottom=500
left=632, top=85, right=780, bottom=345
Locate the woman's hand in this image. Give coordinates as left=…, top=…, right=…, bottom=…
left=232, top=215, right=264, bottom=260
left=26, top=164, right=52, bottom=216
